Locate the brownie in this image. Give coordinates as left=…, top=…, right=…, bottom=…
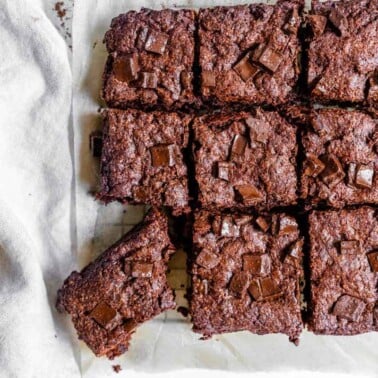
left=300, top=108, right=378, bottom=208
left=308, top=207, right=378, bottom=335
left=307, top=0, right=378, bottom=106
left=102, top=8, right=198, bottom=110
left=193, top=110, right=298, bottom=210
left=189, top=210, right=304, bottom=342
left=56, top=208, right=176, bottom=359
left=198, top=0, right=303, bottom=106
left=98, top=109, right=191, bottom=215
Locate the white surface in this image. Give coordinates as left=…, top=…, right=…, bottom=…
left=0, top=0, right=377, bottom=377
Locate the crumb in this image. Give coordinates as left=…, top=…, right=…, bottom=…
left=112, top=365, right=122, bottom=373
left=177, top=306, right=189, bottom=317
left=54, top=2, right=66, bottom=20
left=93, top=41, right=98, bottom=49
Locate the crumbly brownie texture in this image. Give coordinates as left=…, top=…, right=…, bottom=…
left=190, top=210, right=304, bottom=342
left=98, top=109, right=191, bottom=215
left=56, top=208, right=176, bottom=359
left=308, top=207, right=378, bottom=335
left=300, top=108, right=378, bottom=208
left=102, top=8, right=197, bottom=110
left=193, top=110, right=298, bottom=210
left=198, top=0, right=303, bottom=106
left=307, top=0, right=378, bottom=106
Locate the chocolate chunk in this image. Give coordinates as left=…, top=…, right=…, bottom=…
left=229, top=271, right=250, bottom=297
left=328, top=8, right=347, bottom=33
left=220, top=216, right=240, bottom=237
left=233, top=54, right=259, bottom=82
left=150, top=144, right=175, bottom=167
left=136, top=27, right=148, bottom=49
left=355, top=164, right=374, bottom=189
left=347, top=163, right=357, bottom=187
left=196, top=250, right=220, bottom=269
left=217, top=161, right=232, bottom=181
left=278, top=216, right=297, bottom=235
left=260, top=277, right=283, bottom=299
left=113, top=54, right=139, bottom=82
left=332, top=295, right=366, bottom=322
left=368, top=77, right=378, bottom=102
left=304, top=154, right=325, bottom=177
left=90, top=132, right=103, bottom=158
left=255, top=216, right=270, bottom=232
left=283, top=8, right=299, bottom=34
left=229, top=134, right=247, bottom=159
left=339, top=240, right=360, bottom=255
left=245, top=117, right=269, bottom=144
left=367, top=251, right=378, bottom=272
left=252, top=44, right=266, bottom=61
left=234, top=184, right=263, bottom=205
left=201, top=70, right=216, bottom=87
left=133, top=186, right=149, bottom=202
left=284, top=238, right=303, bottom=266
left=131, top=262, right=153, bottom=278
left=140, top=72, right=158, bottom=89
left=258, top=46, right=282, bottom=73
left=123, top=319, right=138, bottom=333
left=199, top=279, right=209, bottom=295
left=307, top=15, right=327, bottom=37
left=320, top=154, right=345, bottom=188
left=234, top=215, right=253, bottom=226
left=180, top=71, right=192, bottom=89
left=90, top=302, right=118, bottom=329
left=248, top=279, right=262, bottom=301
left=145, top=30, right=168, bottom=54
left=243, top=254, right=271, bottom=275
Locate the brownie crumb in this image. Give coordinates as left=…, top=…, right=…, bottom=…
left=54, top=2, right=66, bottom=20
left=112, top=365, right=121, bottom=373
left=177, top=306, right=189, bottom=317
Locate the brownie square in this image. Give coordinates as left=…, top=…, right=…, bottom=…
left=193, top=110, right=298, bottom=210
left=300, top=108, right=378, bottom=208
left=190, top=210, right=304, bottom=342
left=56, top=208, right=176, bottom=359
left=102, top=8, right=197, bottom=110
left=307, top=0, right=378, bottom=106
left=198, top=0, right=303, bottom=106
left=308, top=207, right=378, bottom=335
left=98, top=109, right=191, bottom=215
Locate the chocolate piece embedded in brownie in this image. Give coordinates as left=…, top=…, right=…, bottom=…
left=300, top=108, right=378, bottom=208
left=189, top=210, right=304, bottom=342
left=98, top=109, right=191, bottom=215
left=56, top=208, right=176, bottom=359
left=308, top=207, right=378, bottom=335
left=193, top=110, right=298, bottom=210
left=198, top=0, right=303, bottom=106
left=307, top=0, right=378, bottom=106
left=102, top=8, right=197, bottom=110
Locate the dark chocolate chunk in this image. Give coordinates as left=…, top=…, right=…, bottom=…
left=255, top=216, right=270, bottom=232
left=367, top=251, right=378, bottom=272
left=229, top=134, right=247, bottom=159
left=217, top=161, right=232, bottom=181
left=328, top=8, right=347, bottom=33
left=355, top=164, right=374, bottom=189
left=90, top=302, right=118, bottom=329
left=234, top=184, right=263, bottom=204
left=243, top=253, right=271, bottom=275
left=258, top=46, right=282, bottom=73
left=252, top=44, right=266, bottom=61
left=332, top=295, right=366, bottom=322
left=233, top=54, right=259, bottom=82
left=90, top=132, right=103, bottom=158
left=245, top=117, right=269, bottom=144
left=234, top=215, right=253, bottom=226
left=220, top=216, right=240, bottom=237
left=201, top=71, right=216, bottom=87
left=304, top=154, right=325, bottom=177
left=123, top=319, right=138, bottom=333
left=248, top=279, right=262, bottom=301
left=307, top=15, right=327, bottom=36
left=180, top=71, right=193, bottom=89
left=229, top=271, right=250, bottom=297
left=284, top=238, right=303, bottom=266
left=347, top=163, right=357, bottom=187
left=145, top=30, right=169, bottom=54
left=339, top=240, right=360, bottom=255
left=196, top=250, right=220, bottom=269
left=140, top=72, right=158, bottom=89
left=320, top=154, right=345, bottom=188
left=131, top=262, right=153, bottom=278
left=150, top=144, right=175, bottom=167
left=260, top=277, right=283, bottom=299
left=113, top=54, right=139, bottom=82
left=278, top=216, right=297, bottom=235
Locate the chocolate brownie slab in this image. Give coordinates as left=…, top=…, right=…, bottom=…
left=193, top=110, right=298, bottom=210
left=307, top=0, right=378, bottom=106
left=300, top=108, right=378, bottom=208
left=102, top=8, right=197, bottom=110
left=98, top=109, right=191, bottom=215
left=308, top=207, right=378, bottom=335
left=56, top=208, right=176, bottom=359
left=190, top=210, right=304, bottom=343
left=199, top=0, right=303, bottom=106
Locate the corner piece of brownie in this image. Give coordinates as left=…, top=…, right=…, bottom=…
left=300, top=108, right=378, bottom=208
left=307, top=0, right=378, bottom=106
left=56, top=208, right=176, bottom=359
left=308, top=207, right=378, bottom=335
left=102, top=8, right=198, bottom=110
left=198, top=0, right=303, bottom=106
left=189, top=210, right=304, bottom=343
left=98, top=108, right=191, bottom=215
left=193, top=109, right=298, bottom=210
